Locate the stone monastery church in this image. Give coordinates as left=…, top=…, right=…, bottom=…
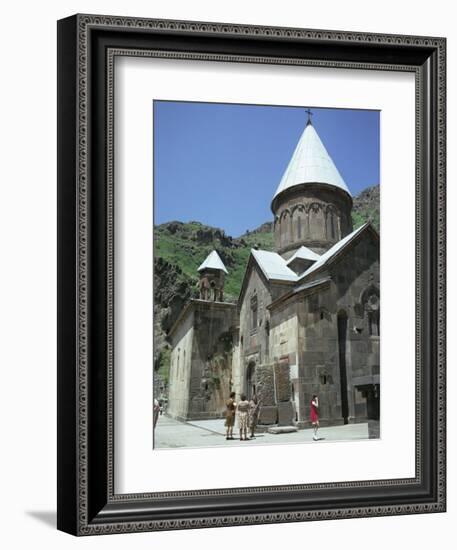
left=167, top=115, right=380, bottom=429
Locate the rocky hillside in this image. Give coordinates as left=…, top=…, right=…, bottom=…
left=153, top=185, right=379, bottom=378
left=352, top=184, right=380, bottom=232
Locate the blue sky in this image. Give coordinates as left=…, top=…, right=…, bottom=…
left=153, top=101, right=379, bottom=237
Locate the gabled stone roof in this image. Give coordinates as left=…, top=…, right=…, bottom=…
left=286, top=245, right=321, bottom=264
left=251, top=249, right=297, bottom=282
left=267, top=224, right=378, bottom=309
left=273, top=122, right=351, bottom=201
left=298, top=223, right=371, bottom=281
left=239, top=224, right=378, bottom=307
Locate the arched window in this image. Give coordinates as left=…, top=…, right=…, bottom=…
left=326, top=207, right=337, bottom=240
left=361, top=286, right=380, bottom=336
left=176, top=348, right=180, bottom=381
left=246, top=362, right=256, bottom=399
left=281, top=210, right=291, bottom=248
left=251, top=293, right=258, bottom=330
left=329, top=211, right=336, bottom=239
left=368, top=309, right=380, bottom=336
left=309, top=203, right=324, bottom=240
left=265, top=320, right=270, bottom=359
left=279, top=213, right=285, bottom=247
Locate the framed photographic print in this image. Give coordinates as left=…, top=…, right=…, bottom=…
left=57, top=14, right=446, bottom=535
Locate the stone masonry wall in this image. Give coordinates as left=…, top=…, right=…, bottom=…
left=168, top=310, right=195, bottom=420
left=295, top=230, right=380, bottom=427
left=187, top=301, right=238, bottom=420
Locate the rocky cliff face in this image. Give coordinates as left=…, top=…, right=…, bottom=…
left=352, top=185, right=380, bottom=231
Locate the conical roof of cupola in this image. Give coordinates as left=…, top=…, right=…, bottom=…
left=197, top=250, right=228, bottom=274
left=272, top=120, right=351, bottom=204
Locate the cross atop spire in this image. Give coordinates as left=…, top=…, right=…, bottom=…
left=305, top=108, right=313, bottom=126
left=272, top=112, right=351, bottom=203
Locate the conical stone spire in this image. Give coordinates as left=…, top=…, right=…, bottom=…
left=273, top=121, right=351, bottom=201
left=197, top=250, right=228, bottom=274
left=271, top=116, right=354, bottom=258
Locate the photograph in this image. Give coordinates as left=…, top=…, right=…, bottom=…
left=153, top=101, right=381, bottom=449
left=53, top=8, right=446, bottom=537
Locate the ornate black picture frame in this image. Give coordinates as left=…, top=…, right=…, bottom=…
left=57, top=14, right=446, bottom=535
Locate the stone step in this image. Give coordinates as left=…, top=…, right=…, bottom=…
left=267, top=426, right=298, bottom=434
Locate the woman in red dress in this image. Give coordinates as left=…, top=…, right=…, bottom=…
left=310, top=395, right=319, bottom=441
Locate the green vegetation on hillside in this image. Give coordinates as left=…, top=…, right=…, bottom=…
left=351, top=185, right=380, bottom=231
left=154, top=222, right=273, bottom=300
left=352, top=208, right=380, bottom=231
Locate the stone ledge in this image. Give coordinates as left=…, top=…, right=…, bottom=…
left=267, top=426, right=298, bottom=434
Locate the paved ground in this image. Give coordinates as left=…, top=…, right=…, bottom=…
left=154, top=414, right=369, bottom=450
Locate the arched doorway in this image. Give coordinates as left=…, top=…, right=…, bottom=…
left=337, top=310, right=349, bottom=424
left=246, top=362, right=256, bottom=399
left=361, top=285, right=380, bottom=336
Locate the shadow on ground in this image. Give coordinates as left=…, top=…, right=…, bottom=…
left=26, top=510, right=56, bottom=529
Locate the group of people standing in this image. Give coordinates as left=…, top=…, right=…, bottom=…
left=224, top=392, right=260, bottom=441
left=224, top=392, right=320, bottom=442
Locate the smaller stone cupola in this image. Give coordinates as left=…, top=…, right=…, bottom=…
left=197, top=250, right=228, bottom=302
left=286, top=245, right=320, bottom=275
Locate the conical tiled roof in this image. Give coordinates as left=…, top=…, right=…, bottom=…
left=197, top=250, right=228, bottom=274
left=273, top=122, right=351, bottom=200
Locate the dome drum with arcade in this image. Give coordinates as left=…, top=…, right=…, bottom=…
left=271, top=114, right=353, bottom=258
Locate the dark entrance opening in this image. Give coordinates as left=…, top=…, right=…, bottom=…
left=337, top=310, right=349, bottom=424
left=357, top=384, right=380, bottom=438
left=366, top=384, right=380, bottom=420
left=265, top=321, right=270, bottom=361
left=246, top=362, right=256, bottom=400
